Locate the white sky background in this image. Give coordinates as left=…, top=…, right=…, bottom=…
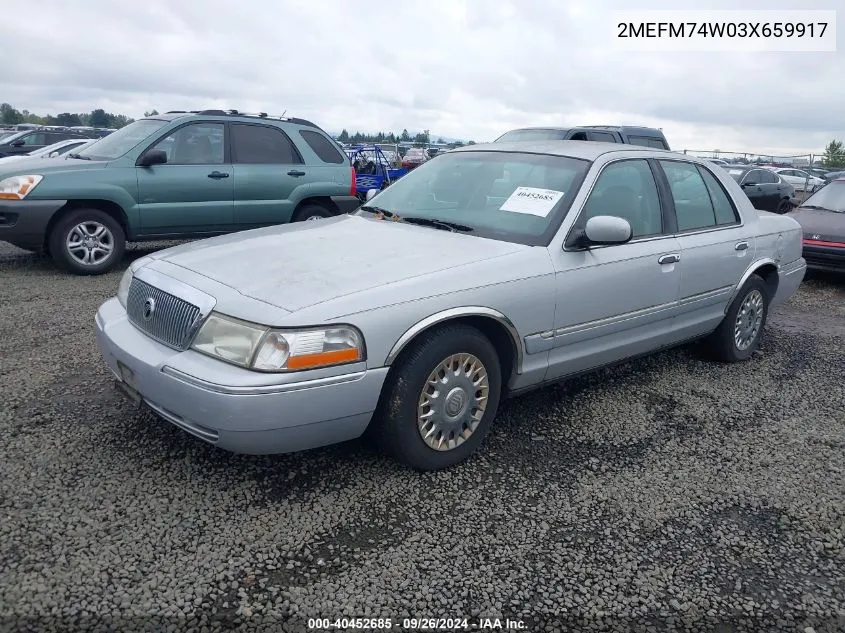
left=1, top=0, right=842, bottom=155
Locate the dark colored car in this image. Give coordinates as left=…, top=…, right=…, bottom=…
left=787, top=178, right=845, bottom=273
left=723, top=165, right=795, bottom=214
left=0, top=127, right=94, bottom=158
left=494, top=125, right=671, bottom=150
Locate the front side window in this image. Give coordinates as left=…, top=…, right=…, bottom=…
left=659, top=160, right=717, bottom=231
left=230, top=124, right=301, bottom=164
left=582, top=159, right=663, bottom=238
left=20, top=133, right=48, bottom=146
left=152, top=123, right=224, bottom=165
left=76, top=119, right=169, bottom=160
left=357, top=151, right=591, bottom=246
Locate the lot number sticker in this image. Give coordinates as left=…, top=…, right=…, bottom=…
left=500, top=187, right=565, bottom=217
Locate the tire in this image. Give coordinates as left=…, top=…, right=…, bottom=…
left=702, top=274, right=769, bottom=362
left=292, top=204, right=333, bottom=222
left=48, top=208, right=125, bottom=275
left=373, top=324, right=502, bottom=471
left=776, top=198, right=793, bottom=214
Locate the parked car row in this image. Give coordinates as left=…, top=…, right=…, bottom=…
left=0, top=125, right=110, bottom=158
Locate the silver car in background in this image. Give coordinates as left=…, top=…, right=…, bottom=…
left=95, top=142, right=806, bottom=470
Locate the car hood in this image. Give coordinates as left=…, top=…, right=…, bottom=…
left=148, top=214, right=527, bottom=312
left=0, top=156, right=108, bottom=178
left=789, top=207, right=845, bottom=241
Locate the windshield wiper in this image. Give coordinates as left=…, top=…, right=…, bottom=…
left=800, top=205, right=835, bottom=212
left=67, top=153, right=91, bottom=160
left=359, top=204, right=397, bottom=218
left=400, top=216, right=474, bottom=232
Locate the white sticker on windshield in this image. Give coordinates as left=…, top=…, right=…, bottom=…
left=499, top=187, right=564, bottom=217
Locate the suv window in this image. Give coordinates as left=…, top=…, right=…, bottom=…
left=628, top=135, right=668, bottom=150
left=20, top=132, right=49, bottom=146
left=697, top=165, right=739, bottom=225
left=152, top=123, right=224, bottom=165
left=230, top=123, right=301, bottom=164
left=659, top=160, right=719, bottom=231
left=299, top=130, right=346, bottom=164
left=588, top=131, right=617, bottom=142
left=582, top=159, right=663, bottom=238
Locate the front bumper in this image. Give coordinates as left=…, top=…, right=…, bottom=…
left=803, top=245, right=845, bottom=273
left=95, top=297, right=389, bottom=454
left=0, top=199, right=68, bottom=249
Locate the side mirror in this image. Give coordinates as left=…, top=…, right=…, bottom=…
left=366, top=188, right=378, bottom=201
left=569, top=215, right=633, bottom=249
left=49, top=151, right=60, bottom=157
left=137, top=148, right=168, bottom=167
left=11, top=139, right=25, bottom=147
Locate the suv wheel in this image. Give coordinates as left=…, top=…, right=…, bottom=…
left=48, top=208, right=125, bottom=275
left=292, top=204, right=332, bottom=222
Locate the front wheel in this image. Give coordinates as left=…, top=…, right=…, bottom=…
left=374, top=324, right=502, bottom=471
left=48, top=208, right=125, bottom=275
left=702, top=274, right=769, bottom=362
left=292, top=204, right=332, bottom=222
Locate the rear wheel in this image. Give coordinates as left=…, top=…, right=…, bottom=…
left=702, top=274, right=769, bottom=362
left=373, top=324, right=502, bottom=471
left=776, top=198, right=793, bottom=214
left=48, top=208, right=125, bottom=275
left=292, top=204, right=332, bottom=222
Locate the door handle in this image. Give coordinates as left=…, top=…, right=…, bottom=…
left=207, top=171, right=229, bottom=179
left=735, top=241, right=749, bottom=251
left=287, top=170, right=306, bottom=177
left=658, top=253, right=680, bottom=265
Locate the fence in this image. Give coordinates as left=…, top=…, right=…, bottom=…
left=681, top=149, right=824, bottom=167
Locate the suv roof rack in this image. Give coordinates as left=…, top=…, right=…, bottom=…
left=160, top=109, right=321, bottom=129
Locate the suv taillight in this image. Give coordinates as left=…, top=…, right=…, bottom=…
left=350, top=166, right=357, bottom=197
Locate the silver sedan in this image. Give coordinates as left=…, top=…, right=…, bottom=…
left=95, top=141, right=806, bottom=470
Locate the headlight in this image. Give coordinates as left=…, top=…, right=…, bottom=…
left=117, top=267, right=133, bottom=308
left=191, top=312, right=365, bottom=372
left=0, top=175, right=43, bottom=200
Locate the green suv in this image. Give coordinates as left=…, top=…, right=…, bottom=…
left=0, top=110, right=359, bottom=274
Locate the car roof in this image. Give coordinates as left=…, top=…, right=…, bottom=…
left=450, top=140, right=677, bottom=161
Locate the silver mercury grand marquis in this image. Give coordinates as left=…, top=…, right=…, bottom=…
left=95, top=141, right=806, bottom=471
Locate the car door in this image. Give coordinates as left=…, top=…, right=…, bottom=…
left=136, top=122, right=234, bottom=234
left=7, top=131, right=49, bottom=155
left=230, top=123, right=305, bottom=228
left=739, top=169, right=772, bottom=211
left=543, top=158, right=683, bottom=382
left=656, top=159, right=754, bottom=337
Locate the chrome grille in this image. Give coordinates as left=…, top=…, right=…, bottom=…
left=126, top=278, right=201, bottom=350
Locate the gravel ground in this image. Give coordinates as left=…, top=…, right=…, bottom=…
left=1, top=242, right=843, bottom=633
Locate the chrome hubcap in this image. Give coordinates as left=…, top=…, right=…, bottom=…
left=66, top=222, right=114, bottom=266
left=417, top=353, right=489, bottom=452
left=734, top=289, right=764, bottom=351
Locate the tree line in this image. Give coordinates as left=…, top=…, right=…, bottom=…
left=823, top=140, right=845, bottom=168
left=1, top=103, right=133, bottom=129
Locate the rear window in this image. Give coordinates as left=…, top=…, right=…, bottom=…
left=299, top=130, right=347, bottom=164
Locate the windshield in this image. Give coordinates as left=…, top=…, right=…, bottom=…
left=800, top=181, right=845, bottom=213
left=75, top=119, right=169, bottom=160
left=36, top=140, right=87, bottom=156
left=356, top=150, right=591, bottom=246
left=496, top=129, right=569, bottom=142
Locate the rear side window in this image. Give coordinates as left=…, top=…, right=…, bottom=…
left=299, top=130, right=346, bottom=164
left=696, top=166, right=739, bottom=225
left=588, top=131, right=617, bottom=142
left=230, top=123, right=302, bottom=164
left=658, top=160, right=717, bottom=231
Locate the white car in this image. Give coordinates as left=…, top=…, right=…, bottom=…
left=0, top=138, right=95, bottom=164
left=773, top=168, right=826, bottom=193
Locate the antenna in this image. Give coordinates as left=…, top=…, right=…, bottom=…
left=281, top=110, right=286, bottom=117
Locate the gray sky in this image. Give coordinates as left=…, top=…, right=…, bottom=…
left=2, top=0, right=842, bottom=156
